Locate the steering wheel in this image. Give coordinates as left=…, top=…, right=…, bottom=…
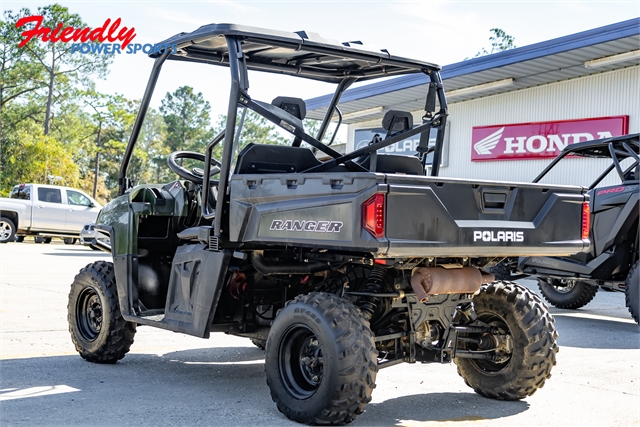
left=167, top=151, right=221, bottom=184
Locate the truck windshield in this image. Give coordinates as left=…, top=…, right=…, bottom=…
left=9, top=185, right=30, bottom=200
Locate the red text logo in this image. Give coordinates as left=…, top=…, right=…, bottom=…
left=471, top=116, right=629, bottom=161
left=15, top=15, right=136, bottom=48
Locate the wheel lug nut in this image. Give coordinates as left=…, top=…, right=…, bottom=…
left=312, top=375, right=319, bottom=382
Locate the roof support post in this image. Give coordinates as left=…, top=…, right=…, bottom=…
left=214, top=36, right=244, bottom=239
left=118, top=49, right=170, bottom=196
left=316, top=78, right=356, bottom=143
left=429, top=70, right=448, bottom=177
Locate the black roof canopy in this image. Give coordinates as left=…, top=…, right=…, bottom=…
left=562, top=133, right=639, bottom=159
left=151, top=23, right=440, bottom=83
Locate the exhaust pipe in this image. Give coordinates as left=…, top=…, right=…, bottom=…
left=410, top=267, right=494, bottom=302
left=251, top=253, right=330, bottom=275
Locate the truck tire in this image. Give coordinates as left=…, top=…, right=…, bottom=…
left=68, top=261, right=136, bottom=363
left=537, top=278, right=598, bottom=309
left=625, top=261, right=639, bottom=324
left=15, top=236, right=24, bottom=242
left=64, top=238, right=77, bottom=245
left=265, top=292, right=377, bottom=425
left=455, top=281, right=558, bottom=400
left=0, top=217, right=16, bottom=243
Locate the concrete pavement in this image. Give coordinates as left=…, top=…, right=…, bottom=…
left=1, top=241, right=638, bottom=426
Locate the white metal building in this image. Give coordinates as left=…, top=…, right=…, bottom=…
left=306, top=19, right=639, bottom=187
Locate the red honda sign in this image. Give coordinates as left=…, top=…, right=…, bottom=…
left=471, top=116, right=629, bottom=161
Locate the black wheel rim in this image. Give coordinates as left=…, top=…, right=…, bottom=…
left=76, top=287, right=102, bottom=341
left=551, top=279, right=576, bottom=294
left=278, top=324, right=323, bottom=399
left=469, top=313, right=513, bottom=374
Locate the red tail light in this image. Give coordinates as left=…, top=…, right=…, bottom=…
left=581, top=202, right=590, bottom=240
left=363, top=193, right=385, bottom=238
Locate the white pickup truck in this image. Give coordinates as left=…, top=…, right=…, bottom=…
left=0, top=184, right=102, bottom=243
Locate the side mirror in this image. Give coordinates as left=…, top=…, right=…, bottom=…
left=89, top=202, right=96, bottom=207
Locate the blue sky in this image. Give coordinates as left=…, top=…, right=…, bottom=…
left=6, top=1, right=639, bottom=121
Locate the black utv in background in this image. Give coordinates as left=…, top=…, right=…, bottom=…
left=68, top=24, right=591, bottom=425
left=519, top=134, right=639, bottom=323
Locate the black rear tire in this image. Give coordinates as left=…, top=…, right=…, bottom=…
left=265, top=292, right=378, bottom=425
left=15, top=235, right=24, bottom=242
left=625, top=261, right=639, bottom=324
left=455, top=281, right=558, bottom=400
left=537, top=278, right=598, bottom=309
left=64, top=237, right=77, bottom=245
left=0, top=217, right=16, bottom=243
left=68, top=261, right=136, bottom=363
left=43, top=237, right=52, bottom=244
left=34, top=236, right=44, bottom=244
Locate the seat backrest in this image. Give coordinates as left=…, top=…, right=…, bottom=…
left=356, top=153, right=424, bottom=175
left=382, top=110, right=413, bottom=135
left=235, top=143, right=321, bottom=174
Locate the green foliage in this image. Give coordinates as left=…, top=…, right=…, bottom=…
left=15, top=4, right=113, bottom=134
left=0, top=10, right=46, bottom=114
left=0, top=4, right=332, bottom=202
left=471, top=28, right=516, bottom=59
left=160, top=86, right=212, bottom=152
left=0, top=126, right=78, bottom=195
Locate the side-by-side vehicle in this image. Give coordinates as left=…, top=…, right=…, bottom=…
left=68, top=24, right=590, bottom=425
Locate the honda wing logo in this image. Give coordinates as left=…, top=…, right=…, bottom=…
left=471, top=117, right=628, bottom=161
left=473, top=127, right=504, bottom=155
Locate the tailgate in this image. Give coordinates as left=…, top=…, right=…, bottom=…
left=384, top=175, right=589, bottom=257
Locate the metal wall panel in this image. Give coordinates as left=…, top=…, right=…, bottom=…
left=348, top=66, right=638, bottom=188
left=442, top=66, right=639, bottom=186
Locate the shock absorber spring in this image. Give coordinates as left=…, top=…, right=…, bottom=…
left=357, top=266, right=388, bottom=320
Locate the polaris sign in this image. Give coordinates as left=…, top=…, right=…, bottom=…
left=471, top=116, right=628, bottom=161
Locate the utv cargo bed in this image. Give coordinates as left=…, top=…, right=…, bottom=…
left=229, top=169, right=589, bottom=257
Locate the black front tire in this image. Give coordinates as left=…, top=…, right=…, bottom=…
left=68, top=261, right=136, bottom=363
left=64, top=237, right=77, bottom=245
left=538, top=278, right=598, bottom=309
left=455, top=281, right=558, bottom=400
left=625, top=262, right=639, bottom=324
left=265, top=292, right=378, bottom=425
left=0, top=217, right=16, bottom=243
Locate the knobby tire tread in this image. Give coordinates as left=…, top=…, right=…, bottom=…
left=68, top=261, right=136, bottom=364
left=455, top=281, right=558, bottom=401
left=267, top=292, right=378, bottom=425
left=537, top=278, right=598, bottom=309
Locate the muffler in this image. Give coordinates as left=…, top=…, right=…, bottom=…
left=410, top=267, right=494, bottom=302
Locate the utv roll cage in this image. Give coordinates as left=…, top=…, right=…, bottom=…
left=117, top=24, right=448, bottom=238
left=534, top=133, right=640, bottom=188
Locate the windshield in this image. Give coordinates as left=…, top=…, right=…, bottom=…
left=9, top=185, right=30, bottom=200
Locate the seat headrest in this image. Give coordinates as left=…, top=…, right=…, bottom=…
left=272, top=96, right=306, bottom=120
left=382, top=110, right=413, bottom=133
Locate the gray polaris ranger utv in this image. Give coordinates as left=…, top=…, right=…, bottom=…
left=68, top=24, right=590, bottom=425
left=519, top=134, right=639, bottom=322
